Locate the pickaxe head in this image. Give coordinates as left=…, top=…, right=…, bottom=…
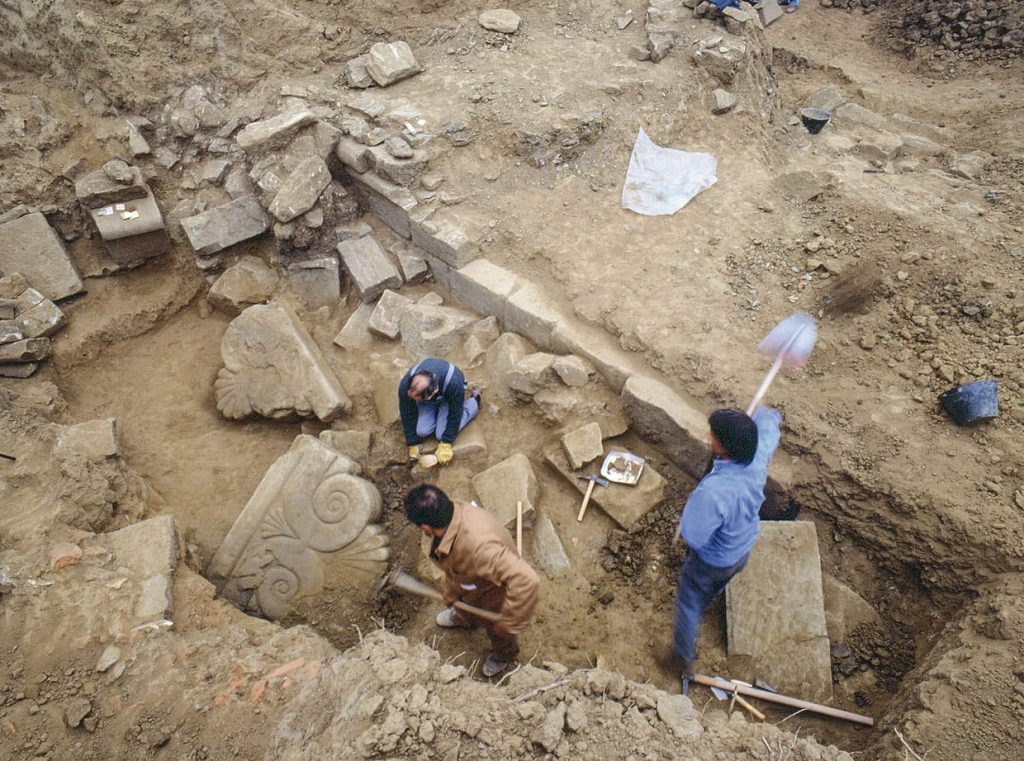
left=579, top=475, right=609, bottom=488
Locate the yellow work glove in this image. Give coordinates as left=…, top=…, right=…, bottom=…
left=436, top=442, right=454, bottom=465
left=407, top=445, right=421, bottom=461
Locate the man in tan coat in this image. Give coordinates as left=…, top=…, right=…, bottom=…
left=404, top=484, right=540, bottom=677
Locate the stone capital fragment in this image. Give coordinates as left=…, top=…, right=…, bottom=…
left=215, top=302, right=351, bottom=422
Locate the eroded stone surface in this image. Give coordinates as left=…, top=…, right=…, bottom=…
left=472, top=453, right=538, bottom=529
left=333, top=302, right=375, bottom=351
left=365, top=41, right=422, bottom=86
left=181, top=196, right=270, bottom=256
left=337, top=235, right=402, bottom=302
left=283, top=257, right=341, bottom=309
left=726, top=521, right=832, bottom=701
left=368, top=288, right=413, bottom=340
left=0, top=213, right=84, bottom=301
left=215, top=302, right=351, bottom=422
left=479, top=9, right=521, bottom=33
left=620, top=375, right=708, bottom=479
left=208, top=256, right=279, bottom=315
left=399, top=303, right=478, bottom=357
left=561, top=422, right=604, bottom=470
left=207, top=435, right=389, bottom=621
left=269, top=157, right=331, bottom=223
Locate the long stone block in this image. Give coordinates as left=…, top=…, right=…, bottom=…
left=551, top=321, right=641, bottom=393
left=620, top=375, right=709, bottom=478
left=236, top=109, right=317, bottom=151
left=726, top=521, right=832, bottom=701
left=75, top=166, right=149, bottom=208
left=337, top=235, right=402, bottom=303
left=349, top=172, right=417, bottom=239
left=446, top=258, right=521, bottom=324
left=181, top=196, right=270, bottom=256
left=0, top=213, right=84, bottom=301
left=503, top=283, right=564, bottom=347
left=0, top=337, right=50, bottom=362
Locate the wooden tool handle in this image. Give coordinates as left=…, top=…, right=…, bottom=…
left=453, top=600, right=502, bottom=623
left=516, top=500, right=523, bottom=555
left=693, top=675, right=873, bottom=726
left=746, top=324, right=807, bottom=415
left=577, top=479, right=596, bottom=522
left=734, top=693, right=766, bottom=721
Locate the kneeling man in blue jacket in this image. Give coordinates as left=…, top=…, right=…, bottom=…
left=673, top=405, right=782, bottom=694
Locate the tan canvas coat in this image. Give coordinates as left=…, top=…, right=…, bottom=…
left=431, top=500, right=540, bottom=635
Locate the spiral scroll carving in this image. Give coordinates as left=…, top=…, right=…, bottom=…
left=285, top=471, right=382, bottom=553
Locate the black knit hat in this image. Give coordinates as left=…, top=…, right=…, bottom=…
left=708, top=408, right=758, bottom=465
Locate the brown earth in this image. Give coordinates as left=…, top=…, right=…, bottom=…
left=1, top=1, right=1023, bottom=760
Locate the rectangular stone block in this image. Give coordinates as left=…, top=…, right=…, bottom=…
left=410, top=210, right=480, bottom=269
left=333, top=302, right=375, bottom=351
left=236, top=109, right=317, bottom=151
left=367, top=145, right=427, bottom=187
left=0, top=337, right=51, bottom=362
left=755, top=0, right=783, bottom=26
left=392, top=242, right=430, bottom=285
left=336, top=235, right=402, bottom=303
left=15, top=297, right=66, bottom=338
left=545, top=447, right=665, bottom=531
left=368, top=288, right=413, bottom=340
left=620, top=375, right=709, bottom=479
left=284, top=257, right=341, bottom=309
left=472, top=453, right=538, bottom=530
left=75, top=166, right=149, bottom=208
left=726, top=521, right=832, bottom=702
left=551, top=322, right=643, bottom=393
left=503, top=283, right=564, bottom=347
left=336, top=138, right=372, bottom=174
left=57, top=418, right=121, bottom=460
left=533, top=515, right=570, bottom=576
left=319, top=429, right=373, bottom=462
left=0, top=361, right=38, bottom=378
left=0, top=212, right=84, bottom=301
left=446, top=258, right=521, bottom=325
left=181, top=196, right=271, bottom=256
left=348, top=171, right=417, bottom=239
left=89, top=189, right=171, bottom=265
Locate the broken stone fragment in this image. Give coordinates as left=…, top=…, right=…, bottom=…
left=181, top=196, right=271, bottom=256
left=269, top=157, right=331, bottom=223
left=333, top=302, right=375, bottom=352
left=126, top=121, right=151, bottom=156
left=319, top=429, right=372, bottom=463
left=102, top=158, right=134, bottom=184
left=336, top=235, right=403, bottom=302
left=552, top=355, right=590, bottom=387
left=0, top=214, right=85, bottom=301
left=533, top=516, right=570, bottom=576
left=208, top=256, right=279, bottom=315
left=215, top=302, right=351, bottom=422
left=479, top=9, right=522, bottom=34
left=0, top=337, right=50, bottom=362
left=385, top=135, right=414, bottom=159
left=346, top=54, right=376, bottom=88
left=368, top=288, right=413, bottom=340
left=336, top=138, right=373, bottom=174
left=95, top=645, right=121, bottom=673
left=365, top=41, right=422, bottom=87
left=56, top=418, right=121, bottom=460
left=507, top=352, right=559, bottom=395
left=64, top=697, right=92, bottom=728
left=399, top=303, right=478, bottom=357
left=560, top=421, right=604, bottom=470
left=472, top=453, right=538, bottom=529
left=236, top=109, right=318, bottom=151
left=284, top=258, right=341, bottom=310
left=392, top=242, right=430, bottom=285
left=0, top=361, right=38, bottom=378
left=710, top=88, right=737, bottom=115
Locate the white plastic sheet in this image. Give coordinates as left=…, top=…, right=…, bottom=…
left=621, top=128, right=718, bottom=216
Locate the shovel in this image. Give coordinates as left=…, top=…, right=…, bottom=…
left=746, top=312, right=818, bottom=415
left=709, top=676, right=766, bottom=721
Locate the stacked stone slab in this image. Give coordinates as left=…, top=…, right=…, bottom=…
left=0, top=273, right=66, bottom=377
left=76, top=160, right=172, bottom=266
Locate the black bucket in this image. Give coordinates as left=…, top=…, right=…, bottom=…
left=938, top=380, right=999, bottom=426
left=800, top=107, right=832, bottom=135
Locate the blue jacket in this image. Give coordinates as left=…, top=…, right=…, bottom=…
left=679, top=407, right=782, bottom=568
left=398, top=358, right=467, bottom=445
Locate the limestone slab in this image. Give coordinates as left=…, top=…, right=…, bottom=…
left=392, top=242, right=430, bottom=285
left=215, top=302, right=351, bottom=422
left=552, top=355, right=590, bottom=387
left=726, top=521, right=832, bottom=701
left=349, top=172, right=417, bottom=239
left=284, top=257, right=341, bottom=309
left=0, top=362, right=38, bottom=378
left=410, top=210, right=481, bottom=269
left=399, top=303, right=478, bottom=357
left=561, top=422, right=604, bottom=470
left=337, top=235, right=403, bottom=303
left=373, top=376, right=400, bottom=426
left=207, top=435, right=389, bottom=621
left=208, top=256, right=279, bottom=315
left=545, top=447, right=666, bottom=531
left=333, top=302, right=375, bottom=351
left=14, top=292, right=66, bottom=338
left=368, top=288, right=413, bottom=340
left=181, top=196, right=271, bottom=256
left=755, top=0, right=783, bottom=26
left=620, top=375, right=709, bottom=479
left=822, top=573, right=880, bottom=642
left=365, top=41, right=422, bottom=86
left=472, top=453, right=538, bottom=530
left=74, top=166, right=148, bottom=208
left=56, top=418, right=121, bottom=460
left=0, top=337, right=50, bottom=362
left=236, top=109, right=317, bottom=151
left=269, top=157, right=331, bottom=223
left=532, top=516, right=570, bottom=576
left=0, top=213, right=84, bottom=301
left=507, top=352, right=559, bottom=395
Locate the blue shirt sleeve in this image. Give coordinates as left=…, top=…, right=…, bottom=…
left=750, top=406, right=782, bottom=470
left=680, top=482, right=724, bottom=553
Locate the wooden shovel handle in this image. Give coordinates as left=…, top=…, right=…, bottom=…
left=733, top=692, right=766, bottom=721
left=693, top=674, right=874, bottom=726
left=577, top=479, right=597, bottom=522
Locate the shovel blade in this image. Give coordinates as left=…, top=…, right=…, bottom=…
left=709, top=685, right=729, bottom=700
left=757, top=312, right=818, bottom=369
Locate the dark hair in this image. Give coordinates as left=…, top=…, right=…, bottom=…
left=404, top=484, right=454, bottom=528
left=709, top=408, right=758, bottom=464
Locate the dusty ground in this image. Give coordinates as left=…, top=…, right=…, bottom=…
left=1, top=0, right=1023, bottom=759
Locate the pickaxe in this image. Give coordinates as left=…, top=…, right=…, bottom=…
left=377, top=568, right=501, bottom=623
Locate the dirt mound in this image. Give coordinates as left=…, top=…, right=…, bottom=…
left=820, top=0, right=1024, bottom=60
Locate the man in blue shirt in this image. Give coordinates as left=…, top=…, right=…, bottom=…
left=398, top=358, right=481, bottom=465
left=673, top=405, right=782, bottom=693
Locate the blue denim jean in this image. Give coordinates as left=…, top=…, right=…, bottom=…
left=415, top=396, right=480, bottom=441
left=673, top=549, right=750, bottom=662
